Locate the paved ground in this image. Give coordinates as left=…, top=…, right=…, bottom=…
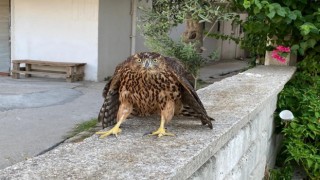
left=0, top=59, right=248, bottom=169
left=0, top=78, right=105, bottom=169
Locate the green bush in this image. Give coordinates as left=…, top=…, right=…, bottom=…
left=276, top=53, right=320, bottom=179
left=230, top=1, right=320, bottom=178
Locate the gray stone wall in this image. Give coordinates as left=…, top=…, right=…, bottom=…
left=190, top=95, right=282, bottom=180
left=0, top=66, right=296, bottom=180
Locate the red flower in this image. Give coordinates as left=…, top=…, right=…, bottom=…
left=271, top=45, right=290, bottom=63
left=276, top=45, right=291, bottom=53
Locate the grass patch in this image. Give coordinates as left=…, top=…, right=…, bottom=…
left=64, top=118, right=98, bottom=140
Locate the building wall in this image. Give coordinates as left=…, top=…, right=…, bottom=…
left=135, top=0, right=151, bottom=53
left=220, top=13, right=247, bottom=60
left=97, top=0, right=131, bottom=81
left=11, top=0, right=99, bottom=81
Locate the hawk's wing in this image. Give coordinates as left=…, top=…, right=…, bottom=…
left=98, top=63, right=124, bottom=128
left=164, top=57, right=214, bottom=129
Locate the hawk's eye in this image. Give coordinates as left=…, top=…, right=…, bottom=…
left=153, top=59, right=158, bottom=62
left=137, top=59, right=142, bottom=62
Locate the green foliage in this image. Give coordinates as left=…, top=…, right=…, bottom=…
left=149, top=0, right=235, bottom=24
left=139, top=0, right=235, bottom=77
left=269, top=165, right=293, bottom=180
left=276, top=54, right=320, bottom=179
left=232, top=0, right=320, bottom=57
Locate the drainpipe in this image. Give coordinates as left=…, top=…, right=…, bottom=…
left=130, top=0, right=137, bottom=55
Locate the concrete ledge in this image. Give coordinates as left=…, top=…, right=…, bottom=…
left=0, top=66, right=296, bottom=179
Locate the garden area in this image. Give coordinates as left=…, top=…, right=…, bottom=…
left=138, top=0, right=320, bottom=179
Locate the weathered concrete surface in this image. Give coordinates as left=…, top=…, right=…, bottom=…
left=0, top=66, right=295, bottom=179
left=0, top=77, right=105, bottom=169
left=199, top=60, right=248, bottom=83
left=0, top=88, right=82, bottom=111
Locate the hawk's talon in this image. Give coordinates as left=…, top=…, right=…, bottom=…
left=149, top=127, right=175, bottom=138
left=143, top=131, right=153, bottom=136
left=96, top=127, right=122, bottom=138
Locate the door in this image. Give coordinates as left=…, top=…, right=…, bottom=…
left=0, top=0, right=10, bottom=74
left=220, top=13, right=247, bottom=60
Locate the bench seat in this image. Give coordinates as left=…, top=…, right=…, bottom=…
left=11, top=60, right=86, bottom=82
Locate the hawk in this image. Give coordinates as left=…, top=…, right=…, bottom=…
left=96, top=52, right=213, bottom=138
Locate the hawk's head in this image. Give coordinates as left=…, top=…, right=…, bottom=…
left=130, top=52, right=164, bottom=71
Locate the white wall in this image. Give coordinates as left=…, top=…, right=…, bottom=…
left=221, top=13, right=247, bottom=60
left=11, top=0, right=99, bottom=81
left=203, top=22, right=222, bottom=60
left=98, top=0, right=131, bottom=81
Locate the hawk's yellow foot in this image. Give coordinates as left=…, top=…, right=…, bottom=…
left=149, top=127, right=175, bottom=138
left=96, top=126, right=122, bottom=138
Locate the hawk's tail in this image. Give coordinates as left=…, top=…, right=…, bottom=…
left=98, top=91, right=119, bottom=128
left=180, top=105, right=214, bottom=129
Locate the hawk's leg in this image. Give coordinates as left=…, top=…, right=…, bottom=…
left=96, top=102, right=132, bottom=138
left=150, top=100, right=175, bottom=138
left=150, top=117, right=175, bottom=137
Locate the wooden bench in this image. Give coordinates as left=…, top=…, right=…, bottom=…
left=11, top=60, right=86, bottom=82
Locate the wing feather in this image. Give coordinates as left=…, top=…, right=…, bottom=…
left=164, top=57, right=214, bottom=129
left=98, top=62, right=126, bottom=128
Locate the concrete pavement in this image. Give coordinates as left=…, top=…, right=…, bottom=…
left=0, top=77, right=105, bottom=169
left=0, top=59, right=248, bottom=169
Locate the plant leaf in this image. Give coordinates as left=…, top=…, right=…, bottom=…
left=267, top=11, right=276, bottom=19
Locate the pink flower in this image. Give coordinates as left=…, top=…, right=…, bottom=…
left=271, top=45, right=290, bottom=63
left=276, top=45, right=291, bottom=53
left=271, top=49, right=286, bottom=63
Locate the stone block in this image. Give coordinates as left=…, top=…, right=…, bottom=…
left=250, top=157, right=267, bottom=180
left=225, top=140, right=262, bottom=180
left=213, top=132, right=245, bottom=179
left=188, top=157, right=216, bottom=180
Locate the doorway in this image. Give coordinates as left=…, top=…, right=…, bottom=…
left=0, top=0, right=10, bottom=75
left=220, top=13, right=247, bottom=60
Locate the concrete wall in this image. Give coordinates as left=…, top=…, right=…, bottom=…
left=11, top=0, right=99, bottom=81
left=97, top=0, right=131, bottom=81
left=190, top=95, right=281, bottom=180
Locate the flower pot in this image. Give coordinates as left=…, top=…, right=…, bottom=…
left=265, top=51, right=296, bottom=66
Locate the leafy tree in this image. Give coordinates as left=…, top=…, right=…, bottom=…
left=232, top=0, right=320, bottom=57
left=139, top=0, right=237, bottom=87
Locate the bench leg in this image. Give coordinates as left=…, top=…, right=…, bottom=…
left=25, top=64, right=31, bottom=78
left=66, top=66, right=75, bottom=82
left=12, top=63, right=20, bottom=79
left=76, top=65, right=85, bottom=81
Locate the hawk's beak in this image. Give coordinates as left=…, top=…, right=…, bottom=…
left=144, top=59, right=152, bottom=68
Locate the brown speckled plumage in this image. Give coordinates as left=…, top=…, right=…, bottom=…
left=98, top=52, right=213, bottom=133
